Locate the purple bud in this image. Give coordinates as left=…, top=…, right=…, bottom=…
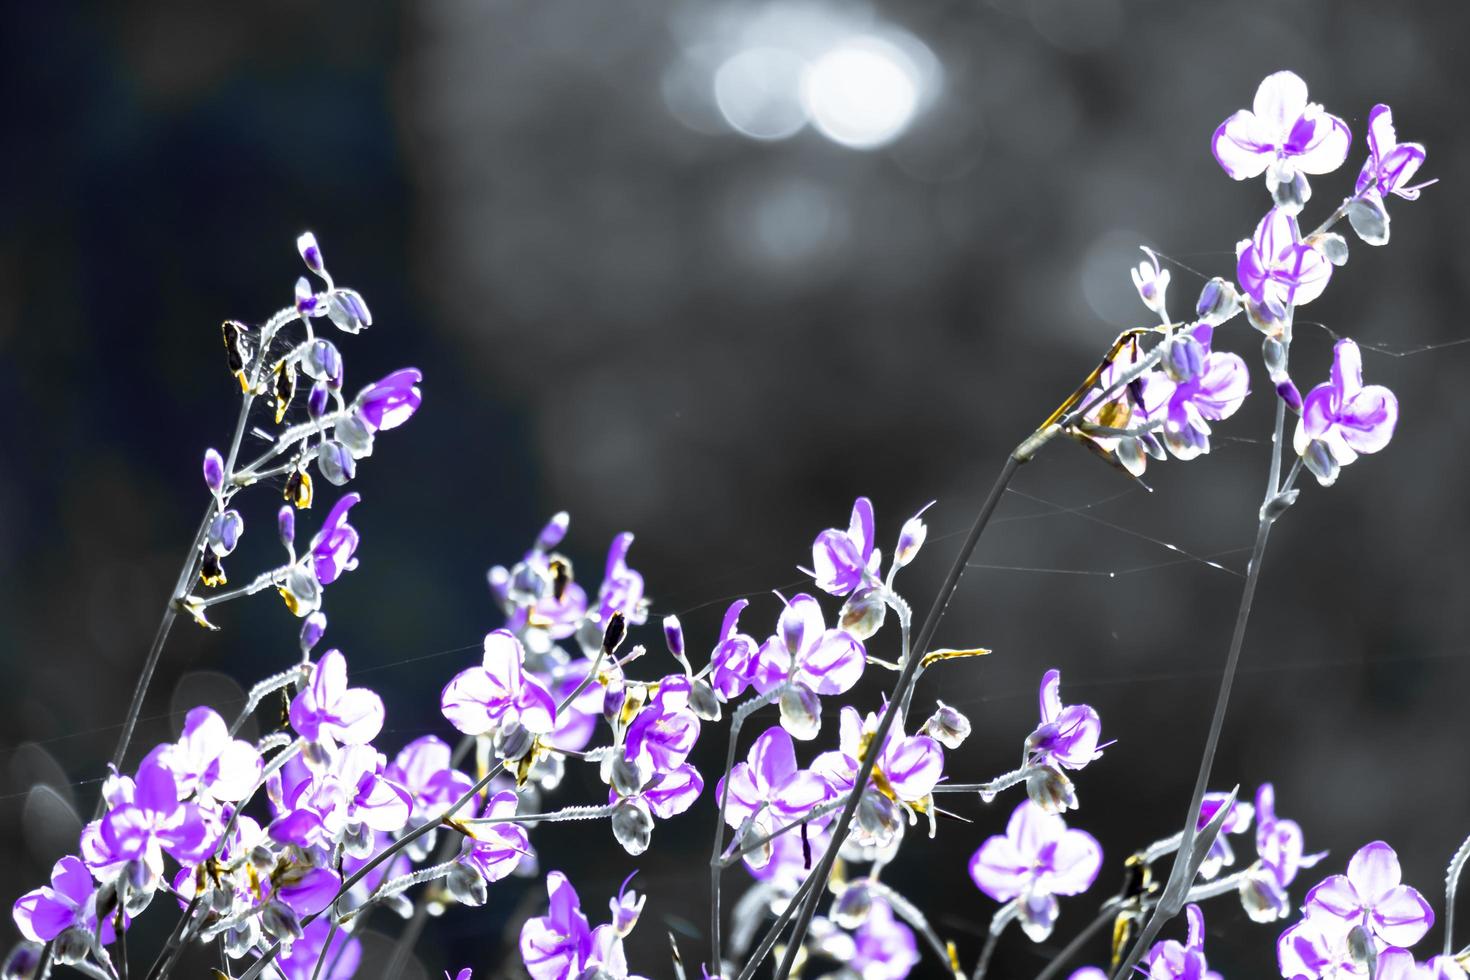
left=203, top=448, right=225, bottom=494
left=663, top=615, right=685, bottom=660
left=895, top=501, right=934, bottom=568
left=208, top=510, right=244, bottom=556
left=1276, top=380, right=1303, bottom=414
left=296, top=232, right=325, bottom=275
left=300, top=611, right=327, bottom=653
left=536, top=512, right=570, bottom=551
left=1195, top=277, right=1242, bottom=326
left=1026, top=765, right=1078, bottom=814
left=302, top=339, right=343, bottom=385
left=1162, top=336, right=1206, bottom=383
left=778, top=684, right=821, bottom=741
left=326, top=289, right=372, bottom=334
left=294, top=277, right=318, bottom=316
left=307, top=382, right=330, bottom=421
left=278, top=506, right=296, bottom=547
left=610, top=873, right=646, bottom=937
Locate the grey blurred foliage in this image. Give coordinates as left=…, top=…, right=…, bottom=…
left=1, top=0, right=1468, bottom=976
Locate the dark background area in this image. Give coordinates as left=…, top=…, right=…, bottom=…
left=2, top=0, right=1468, bottom=976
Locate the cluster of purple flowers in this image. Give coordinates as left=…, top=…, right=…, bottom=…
left=8, top=68, right=1450, bottom=980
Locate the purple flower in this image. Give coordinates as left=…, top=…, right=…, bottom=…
left=1293, top=340, right=1398, bottom=486
left=753, top=594, right=866, bottom=699
left=1241, top=783, right=1325, bottom=924
left=708, top=599, right=762, bottom=700
left=825, top=899, right=919, bottom=980
left=1142, top=904, right=1221, bottom=980
left=609, top=873, right=645, bottom=937
left=1025, top=670, right=1105, bottom=772
left=806, top=497, right=878, bottom=596
left=813, top=706, right=943, bottom=807
left=1355, top=105, right=1434, bottom=203
left=623, top=675, right=702, bottom=778
left=1278, top=906, right=1361, bottom=980
left=1237, top=208, right=1333, bottom=316
left=968, top=800, right=1102, bottom=941
left=289, top=649, right=385, bottom=750
left=13, top=855, right=118, bottom=944
left=81, top=758, right=217, bottom=892
left=146, top=706, right=262, bottom=803
left=609, top=763, right=703, bottom=855
left=268, top=747, right=412, bottom=852
left=1148, top=326, right=1251, bottom=461
left=595, top=533, right=648, bottom=629
left=441, top=629, right=558, bottom=737
left=1212, top=71, right=1351, bottom=188
left=1304, top=840, right=1433, bottom=949
left=459, top=791, right=530, bottom=883
left=355, top=368, right=423, bottom=431
left=310, top=493, right=362, bottom=586
left=277, top=918, right=361, bottom=980
left=520, top=871, right=594, bottom=980
left=718, top=726, right=837, bottom=867
left=386, top=736, right=476, bottom=819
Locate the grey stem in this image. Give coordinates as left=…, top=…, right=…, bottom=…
left=770, top=455, right=1023, bottom=979
left=1444, top=832, right=1470, bottom=955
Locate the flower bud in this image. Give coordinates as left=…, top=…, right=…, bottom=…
left=297, top=232, right=325, bottom=275
left=335, top=412, right=375, bottom=459
left=307, top=382, right=330, bottom=421
left=895, top=502, right=934, bottom=568
left=1261, top=337, right=1288, bottom=376
left=494, top=721, right=535, bottom=763
left=260, top=901, right=304, bottom=944
left=1346, top=194, right=1390, bottom=246
left=528, top=751, right=565, bottom=791
left=663, top=615, right=686, bottom=661
left=602, top=611, right=627, bottom=654
left=689, top=679, right=722, bottom=722
left=281, top=564, right=322, bottom=617
left=223, top=921, right=260, bottom=960
left=446, top=862, right=488, bottom=907
left=203, top=449, right=225, bottom=494
left=1267, top=161, right=1310, bottom=215
left=342, top=820, right=374, bottom=858
left=1346, top=924, right=1376, bottom=970
left=326, top=288, right=372, bottom=333
left=779, top=684, right=822, bottom=741
left=1238, top=869, right=1289, bottom=923
left=51, top=929, right=89, bottom=967
left=207, top=510, right=244, bottom=557
left=610, top=753, right=649, bottom=797
left=1026, top=765, right=1078, bottom=814
left=1195, top=277, right=1242, bottom=327
left=294, top=277, right=318, bottom=316
left=922, top=701, right=971, bottom=749
left=316, top=440, right=356, bottom=486
left=1161, top=335, right=1206, bottom=384
left=278, top=506, right=296, bottom=548
left=1301, top=439, right=1340, bottom=487
left=1244, top=295, right=1290, bottom=339
left=1314, top=231, right=1349, bottom=266
left=854, top=787, right=901, bottom=847
left=831, top=881, right=873, bottom=930
left=301, top=338, right=342, bottom=383
left=221, top=320, right=251, bottom=389
left=2, top=940, right=42, bottom=979
left=838, top=588, right=887, bottom=641
left=300, top=611, right=327, bottom=654
left=529, top=514, right=569, bottom=554
left=611, top=801, right=654, bottom=856
left=1275, top=380, right=1303, bottom=414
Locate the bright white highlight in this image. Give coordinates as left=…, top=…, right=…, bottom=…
left=800, top=37, right=921, bottom=150
left=713, top=47, right=808, bottom=141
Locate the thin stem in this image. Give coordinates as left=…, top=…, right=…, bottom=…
left=1031, top=903, right=1117, bottom=980
left=972, top=904, right=1017, bottom=980
left=1111, top=403, right=1288, bottom=980
left=720, top=799, right=847, bottom=867
left=771, top=455, right=1022, bottom=980
left=734, top=870, right=823, bottom=980
left=462, top=803, right=616, bottom=825
left=709, top=687, right=782, bottom=974
left=309, top=921, right=342, bottom=980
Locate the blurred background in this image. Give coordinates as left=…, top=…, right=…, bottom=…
left=2, top=0, right=1468, bottom=975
